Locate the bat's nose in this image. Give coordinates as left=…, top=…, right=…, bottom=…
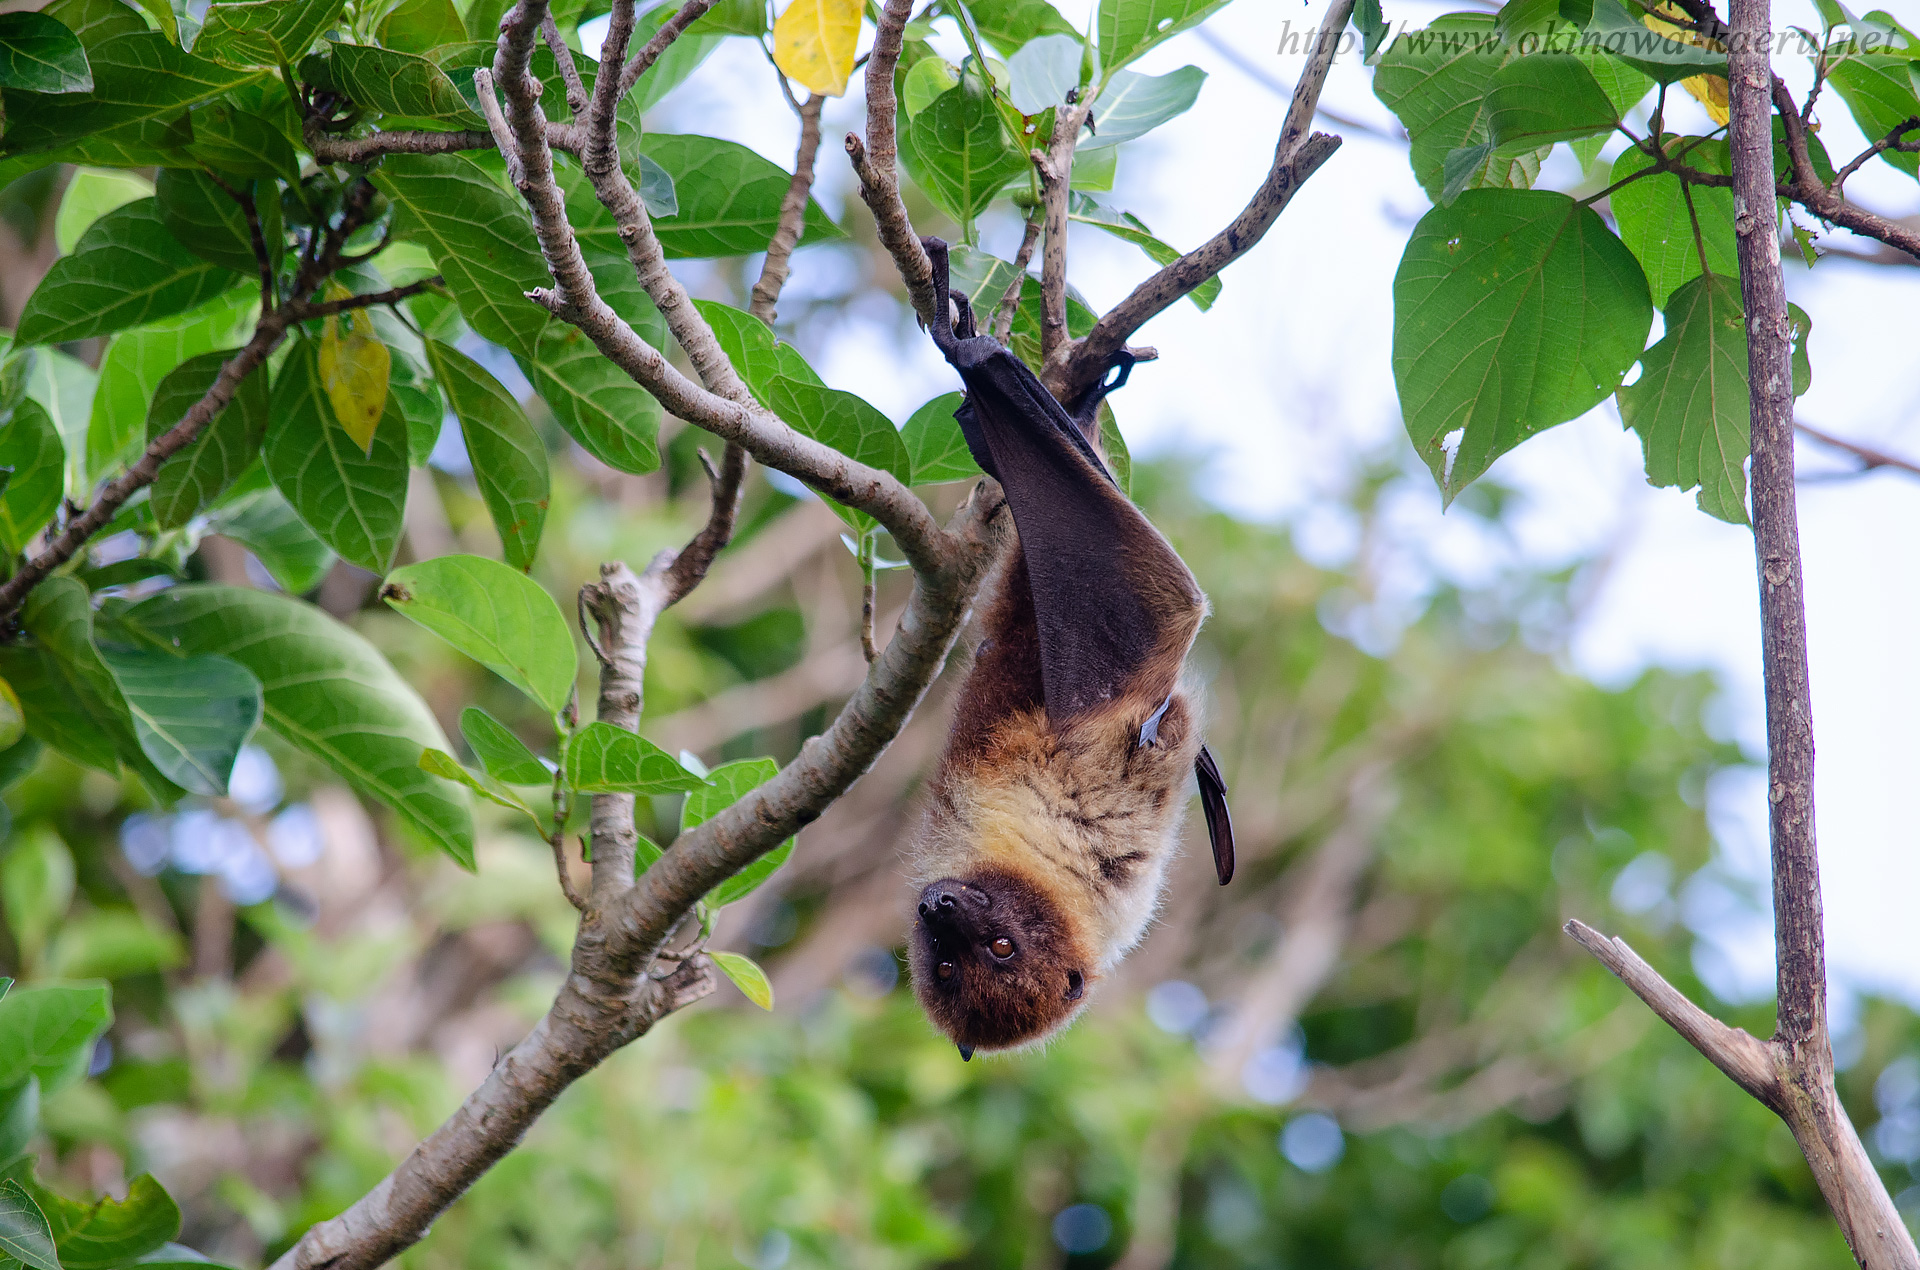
left=917, top=879, right=989, bottom=926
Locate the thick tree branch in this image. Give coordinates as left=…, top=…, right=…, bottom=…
left=1035, top=99, right=1090, bottom=376
left=0, top=279, right=436, bottom=625
left=1057, top=0, right=1354, bottom=401
left=1569, top=4, right=1920, bottom=1262
left=847, top=0, right=937, bottom=322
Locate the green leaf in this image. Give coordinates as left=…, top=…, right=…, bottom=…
left=44, top=910, right=186, bottom=980
left=1487, top=54, right=1618, bottom=146
left=24, top=346, right=94, bottom=502
left=0, top=400, right=65, bottom=557
left=1097, top=0, right=1229, bottom=72
left=1082, top=66, right=1206, bottom=150
left=0, top=579, right=180, bottom=795
left=381, top=555, right=577, bottom=714
left=906, top=55, right=962, bottom=116
left=564, top=722, right=707, bottom=795
left=374, top=153, right=552, bottom=357
left=144, top=348, right=270, bottom=528
left=122, top=584, right=476, bottom=868
left=710, top=950, right=775, bottom=1009
left=204, top=482, right=336, bottom=594
left=183, top=98, right=298, bottom=180
left=378, top=0, right=466, bottom=55
left=1, top=827, right=73, bottom=968
left=300, top=42, right=486, bottom=127
left=629, top=1, right=725, bottom=112
left=52, top=167, right=151, bottom=256
left=1356, top=0, right=1390, bottom=59
left=0, top=1179, right=59, bottom=1270
left=0, top=677, right=21, bottom=752
left=459, top=706, right=549, bottom=785
left=0, top=1078, right=39, bottom=1168
left=420, top=339, right=548, bottom=570
left=1374, top=15, right=1549, bottom=201
left=1392, top=189, right=1652, bottom=500
left=0, top=981, right=111, bottom=1094
left=634, top=134, right=845, bottom=258
left=1608, top=136, right=1737, bottom=306
left=901, top=392, right=981, bottom=484
left=197, top=0, right=345, bottom=68
left=966, top=0, right=1078, bottom=55
left=683, top=757, right=792, bottom=906
left=1067, top=192, right=1219, bottom=309
left=97, top=647, right=263, bottom=796
left=690, top=300, right=824, bottom=399
left=263, top=341, right=409, bottom=573
left=16, top=199, right=243, bottom=345
left=86, top=289, right=256, bottom=484
left=901, top=78, right=1028, bottom=230
left=0, top=31, right=257, bottom=157
left=688, top=0, right=768, bottom=37
left=1827, top=55, right=1920, bottom=177
left=1616, top=272, right=1749, bottom=523
left=759, top=375, right=913, bottom=485
left=39, top=1173, right=180, bottom=1269
left=42, top=0, right=148, bottom=45
left=526, top=323, right=663, bottom=476
left=1582, top=0, right=1728, bottom=83
left=0, top=12, right=92, bottom=93
left=418, top=748, right=536, bottom=818
left=154, top=168, right=275, bottom=278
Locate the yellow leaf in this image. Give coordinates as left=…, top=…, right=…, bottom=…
left=771, top=0, right=861, bottom=97
left=710, top=950, right=775, bottom=1009
left=1644, top=3, right=1730, bottom=125
left=318, top=303, right=392, bottom=454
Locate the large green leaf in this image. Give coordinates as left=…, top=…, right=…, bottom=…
left=681, top=757, right=791, bottom=906
left=205, top=481, right=336, bottom=594
left=1616, top=272, right=1749, bottom=524
left=0, top=1179, right=59, bottom=1270
left=373, top=153, right=552, bottom=358
left=759, top=376, right=912, bottom=485
left=901, top=78, right=1028, bottom=230
left=96, top=646, right=263, bottom=796
left=1582, top=0, right=1727, bottom=83
left=1827, top=54, right=1920, bottom=177
left=966, top=0, right=1078, bottom=54
left=183, top=98, right=299, bottom=181
left=564, top=722, right=707, bottom=795
left=123, top=585, right=475, bottom=867
left=382, top=555, right=577, bottom=714
left=154, top=167, right=278, bottom=277
left=0, top=12, right=92, bottom=93
left=633, top=134, right=845, bottom=258
left=460, top=706, right=549, bottom=785
left=0, top=399, right=64, bottom=556
left=145, top=348, right=270, bottom=528
left=301, top=41, right=487, bottom=128
left=1608, top=136, right=1737, bottom=307
left=0, top=31, right=258, bottom=156
left=0, top=981, right=111, bottom=1094
left=1487, top=54, right=1618, bottom=147
left=263, top=340, right=409, bottom=574
left=1392, top=189, right=1652, bottom=499
left=196, top=0, right=343, bottom=67
left=37, top=1174, right=179, bottom=1270
left=1374, top=15, right=1548, bottom=202
left=85, top=289, right=256, bottom=483
left=15, top=199, right=243, bottom=345
left=1097, top=0, right=1229, bottom=72
left=422, top=339, right=549, bottom=570
left=691, top=300, right=824, bottom=399
left=378, top=0, right=465, bottom=54
left=1081, top=66, right=1206, bottom=150
left=24, top=346, right=94, bottom=501
left=901, top=392, right=980, bottom=485
left=0, top=578, right=179, bottom=794
left=527, top=323, right=663, bottom=476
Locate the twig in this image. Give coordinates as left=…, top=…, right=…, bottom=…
left=1830, top=117, right=1920, bottom=193
left=541, top=13, right=589, bottom=117
left=0, top=278, right=436, bottom=623
left=662, top=445, right=747, bottom=607
left=305, top=124, right=497, bottom=164
left=1796, top=421, right=1920, bottom=479
left=1056, top=0, right=1354, bottom=401
left=579, top=559, right=673, bottom=900
left=748, top=93, right=826, bottom=324
left=993, top=209, right=1043, bottom=345
left=616, top=0, right=719, bottom=97
left=846, top=0, right=936, bottom=322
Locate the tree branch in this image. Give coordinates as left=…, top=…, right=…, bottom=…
left=993, top=208, right=1043, bottom=345
left=846, top=0, right=936, bottom=323
left=1056, top=0, right=1354, bottom=401
left=1796, top=421, right=1920, bottom=479
left=748, top=93, right=826, bottom=325
left=617, top=0, right=718, bottom=98
left=1035, top=100, right=1089, bottom=375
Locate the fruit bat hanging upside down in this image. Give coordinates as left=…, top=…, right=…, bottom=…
left=906, top=237, right=1234, bottom=1060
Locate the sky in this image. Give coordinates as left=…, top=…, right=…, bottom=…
left=588, top=0, right=1920, bottom=1017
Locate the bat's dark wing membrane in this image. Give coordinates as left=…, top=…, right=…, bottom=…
left=925, top=253, right=1191, bottom=722
left=1196, top=744, right=1234, bottom=885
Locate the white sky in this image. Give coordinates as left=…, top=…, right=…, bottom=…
left=595, top=0, right=1920, bottom=1014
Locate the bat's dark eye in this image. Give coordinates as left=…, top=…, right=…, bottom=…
left=989, top=937, right=1015, bottom=959
left=936, top=960, right=955, bottom=980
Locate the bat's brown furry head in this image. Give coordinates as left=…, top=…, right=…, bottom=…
left=909, top=865, right=1096, bottom=1054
